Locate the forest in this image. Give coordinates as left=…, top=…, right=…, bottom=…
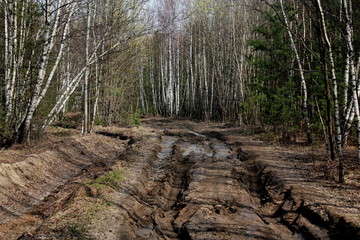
left=0, top=0, right=360, bottom=239
left=2, top=0, right=360, bottom=182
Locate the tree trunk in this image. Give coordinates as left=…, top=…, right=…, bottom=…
left=315, top=0, right=345, bottom=182
left=280, top=0, right=312, bottom=144
left=83, top=4, right=92, bottom=134
left=342, top=0, right=360, bottom=167
left=18, top=0, right=63, bottom=143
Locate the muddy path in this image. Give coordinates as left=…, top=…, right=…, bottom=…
left=131, top=121, right=300, bottom=240
left=0, top=119, right=359, bottom=239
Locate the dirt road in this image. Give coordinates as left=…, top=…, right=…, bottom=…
left=0, top=118, right=359, bottom=239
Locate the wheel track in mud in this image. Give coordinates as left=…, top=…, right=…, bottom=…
left=9, top=124, right=311, bottom=239
left=129, top=127, right=301, bottom=240
left=2, top=122, right=359, bottom=239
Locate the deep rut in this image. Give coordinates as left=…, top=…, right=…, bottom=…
left=129, top=128, right=301, bottom=240
left=11, top=125, right=304, bottom=240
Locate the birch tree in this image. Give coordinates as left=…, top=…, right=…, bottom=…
left=342, top=0, right=360, bottom=166
left=83, top=2, right=92, bottom=134
left=42, top=0, right=150, bottom=130
left=279, top=0, right=312, bottom=144
left=0, top=0, right=151, bottom=144
left=1, top=0, right=75, bottom=143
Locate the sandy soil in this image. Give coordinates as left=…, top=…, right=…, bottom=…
left=0, top=118, right=358, bottom=240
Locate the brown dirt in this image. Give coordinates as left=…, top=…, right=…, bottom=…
left=0, top=118, right=359, bottom=240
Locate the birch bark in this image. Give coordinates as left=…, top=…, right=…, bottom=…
left=342, top=0, right=360, bottom=166
left=19, top=0, right=65, bottom=143
left=83, top=3, right=92, bottom=134
left=280, top=0, right=312, bottom=144
left=316, top=0, right=344, bottom=181
left=4, top=0, right=11, bottom=122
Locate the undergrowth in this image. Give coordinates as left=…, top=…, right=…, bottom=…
left=67, top=223, right=87, bottom=239
left=90, top=170, right=124, bottom=190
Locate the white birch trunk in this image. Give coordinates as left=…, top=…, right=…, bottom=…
left=175, top=36, right=180, bottom=115
left=149, top=57, right=158, bottom=114
left=83, top=4, right=91, bottom=134
left=280, top=0, right=311, bottom=143
left=190, top=32, right=196, bottom=112
left=167, top=32, right=174, bottom=116
left=342, top=100, right=355, bottom=145
left=202, top=33, right=209, bottom=120
left=160, top=47, right=166, bottom=114
left=139, top=66, right=148, bottom=114
left=42, top=67, right=87, bottom=130
left=19, top=0, right=66, bottom=142
left=342, top=0, right=360, bottom=164
left=316, top=0, right=343, bottom=161
left=4, top=0, right=12, bottom=122
left=91, top=58, right=101, bottom=129
left=10, top=0, right=18, bottom=117
left=37, top=6, right=74, bottom=108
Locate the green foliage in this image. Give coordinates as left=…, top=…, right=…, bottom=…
left=0, top=104, right=16, bottom=146
left=249, top=39, right=267, bottom=51
left=0, top=105, right=5, bottom=133
left=94, top=118, right=104, bottom=127
left=67, top=223, right=87, bottom=239
left=90, top=170, right=124, bottom=190
left=247, top=6, right=304, bottom=136
left=130, top=109, right=142, bottom=127
left=67, top=223, right=88, bottom=239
